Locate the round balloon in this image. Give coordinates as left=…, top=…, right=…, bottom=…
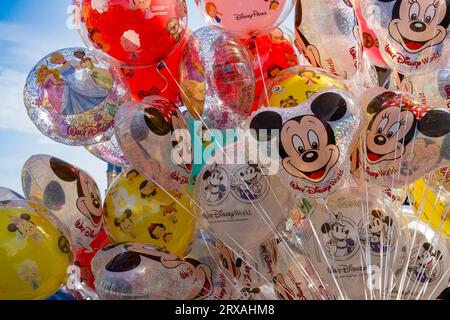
left=104, top=167, right=196, bottom=256
left=248, top=89, right=362, bottom=198
left=196, top=0, right=295, bottom=38
left=91, top=243, right=215, bottom=300
left=194, top=142, right=294, bottom=251
left=260, top=65, right=347, bottom=108
left=78, top=0, right=188, bottom=67
left=241, top=28, right=299, bottom=112
left=85, top=134, right=129, bottom=167
left=360, top=0, right=450, bottom=75
left=24, top=48, right=128, bottom=146
left=0, top=204, right=72, bottom=299
left=115, top=96, right=193, bottom=190
left=408, top=178, right=449, bottom=239
left=21, top=155, right=104, bottom=249
left=0, top=187, right=25, bottom=201
left=360, top=89, right=450, bottom=188
left=179, top=26, right=255, bottom=129
left=295, top=0, right=363, bottom=79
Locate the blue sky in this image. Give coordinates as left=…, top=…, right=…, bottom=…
left=0, top=0, right=295, bottom=196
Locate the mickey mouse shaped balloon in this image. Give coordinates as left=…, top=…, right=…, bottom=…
left=295, top=0, right=363, bottom=79
left=360, top=0, right=450, bottom=75
left=249, top=90, right=362, bottom=198
left=115, top=96, right=192, bottom=191
left=361, top=90, right=450, bottom=188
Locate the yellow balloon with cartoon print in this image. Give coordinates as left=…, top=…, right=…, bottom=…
left=263, top=65, right=346, bottom=108
left=0, top=204, right=72, bottom=300
left=408, top=178, right=449, bottom=240
left=104, top=168, right=197, bottom=256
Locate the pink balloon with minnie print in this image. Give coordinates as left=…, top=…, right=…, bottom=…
left=21, top=155, right=104, bottom=249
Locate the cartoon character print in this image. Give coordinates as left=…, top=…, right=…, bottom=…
left=321, top=213, right=357, bottom=260
left=215, top=240, right=243, bottom=281
left=167, top=18, right=181, bottom=43
left=121, top=30, right=142, bottom=60
left=139, top=180, right=157, bottom=198
left=114, top=209, right=136, bottom=238
left=201, top=165, right=229, bottom=204
left=104, top=243, right=214, bottom=300
left=295, top=2, right=323, bottom=68
left=381, top=0, right=449, bottom=54
left=230, top=164, right=268, bottom=202
left=161, top=203, right=178, bottom=224
left=280, top=96, right=299, bottom=108
left=205, top=2, right=222, bottom=23
left=89, top=28, right=111, bottom=52
left=49, top=158, right=103, bottom=228
left=92, top=0, right=108, bottom=13
left=237, top=287, right=263, bottom=300
left=361, top=209, right=395, bottom=254
left=408, top=242, right=443, bottom=284
left=126, top=169, right=140, bottom=183
left=273, top=274, right=296, bottom=300
left=264, top=0, right=280, bottom=10
left=250, top=92, right=347, bottom=183
left=7, top=214, right=43, bottom=243
left=143, top=101, right=193, bottom=174
left=17, top=260, right=40, bottom=290
left=147, top=223, right=173, bottom=243
left=365, top=91, right=450, bottom=168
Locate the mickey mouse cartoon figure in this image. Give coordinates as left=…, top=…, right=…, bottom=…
left=409, top=242, right=443, bottom=283
left=201, top=165, right=228, bottom=203
left=231, top=164, right=266, bottom=202
left=114, top=209, right=136, bottom=239
left=49, top=157, right=103, bottom=228
left=367, top=209, right=394, bottom=253
left=250, top=92, right=348, bottom=184
left=215, top=240, right=243, bottom=281
left=321, top=212, right=357, bottom=259
left=7, top=214, right=43, bottom=243
left=381, top=0, right=449, bottom=54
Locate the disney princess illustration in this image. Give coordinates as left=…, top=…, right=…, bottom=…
left=17, top=260, right=40, bottom=290
left=205, top=2, right=222, bottom=23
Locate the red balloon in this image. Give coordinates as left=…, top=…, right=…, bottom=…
left=241, top=28, right=299, bottom=112
left=119, top=35, right=187, bottom=104
left=80, top=0, right=188, bottom=67
left=74, top=229, right=110, bottom=290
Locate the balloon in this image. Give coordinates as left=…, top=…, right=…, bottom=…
left=179, top=26, right=255, bottom=129
left=241, top=27, right=299, bottom=112
left=21, top=155, right=104, bottom=249
left=194, top=142, right=295, bottom=251
left=295, top=0, right=363, bottom=79
left=360, top=0, right=450, bottom=75
left=0, top=187, right=25, bottom=201
left=354, top=0, right=388, bottom=68
left=360, top=89, right=450, bottom=188
left=259, top=65, right=347, bottom=108
left=425, top=166, right=450, bottom=198
left=0, top=203, right=72, bottom=299
left=91, top=243, right=215, bottom=300
left=119, top=34, right=188, bottom=104
left=103, top=167, right=196, bottom=256
left=393, top=216, right=449, bottom=300
left=408, top=178, right=449, bottom=239
left=298, top=187, right=410, bottom=299
left=85, top=134, right=129, bottom=167
left=114, top=97, right=193, bottom=190
left=248, top=89, right=362, bottom=198
left=23, top=48, right=128, bottom=146
left=196, top=0, right=295, bottom=39
left=78, top=0, right=188, bottom=67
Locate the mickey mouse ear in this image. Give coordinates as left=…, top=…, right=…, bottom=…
left=249, top=111, right=283, bottom=141
left=366, top=91, right=397, bottom=114
left=311, top=92, right=347, bottom=122
left=418, top=109, right=450, bottom=138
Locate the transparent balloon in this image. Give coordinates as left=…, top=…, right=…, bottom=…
left=85, top=134, right=129, bottom=167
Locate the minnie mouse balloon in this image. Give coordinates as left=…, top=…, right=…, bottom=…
left=114, top=96, right=192, bottom=190
left=21, top=155, right=104, bottom=249
left=78, top=0, right=188, bottom=67
left=24, top=48, right=128, bottom=146
left=361, top=89, right=450, bottom=188
left=249, top=90, right=362, bottom=198
left=179, top=26, right=255, bottom=129
left=196, top=0, right=295, bottom=39
left=360, top=0, right=450, bottom=75
left=295, top=0, right=363, bottom=79
left=91, top=243, right=215, bottom=300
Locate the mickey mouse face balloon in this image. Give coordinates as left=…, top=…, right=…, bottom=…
left=361, top=0, right=450, bottom=75
left=114, top=96, right=192, bottom=191
left=249, top=90, right=362, bottom=198
left=21, top=155, right=103, bottom=249
left=295, top=0, right=363, bottom=79
left=361, top=90, right=450, bottom=188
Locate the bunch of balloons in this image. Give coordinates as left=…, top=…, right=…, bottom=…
left=1, top=0, right=449, bottom=300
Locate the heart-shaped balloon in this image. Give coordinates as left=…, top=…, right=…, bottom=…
left=248, top=89, right=363, bottom=198
left=114, top=96, right=192, bottom=190
left=360, top=89, right=450, bottom=188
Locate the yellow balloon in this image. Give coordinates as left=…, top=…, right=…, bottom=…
left=408, top=179, right=449, bottom=240
left=265, top=66, right=346, bottom=108
left=0, top=204, right=72, bottom=300
left=104, top=168, right=197, bottom=256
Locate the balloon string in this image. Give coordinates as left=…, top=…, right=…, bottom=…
left=156, top=60, right=169, bottom=94
left=254, top=39, right=270, bottom=107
